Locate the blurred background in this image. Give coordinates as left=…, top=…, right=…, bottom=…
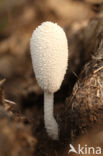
left=0, top=0, right=103, bottom=155
left=0, top=0, right=102, bottom=103
left=0, top=0, right=102, bottom=100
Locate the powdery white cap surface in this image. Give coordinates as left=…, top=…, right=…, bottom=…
left=30, top=21, right=68, bottom=93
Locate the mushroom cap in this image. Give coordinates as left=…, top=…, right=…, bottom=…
left=30, top=21, right=68, bottom=93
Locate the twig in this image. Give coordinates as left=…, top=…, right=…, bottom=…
left=93, top=66, right=103, bottom=74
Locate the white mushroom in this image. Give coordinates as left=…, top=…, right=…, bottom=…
left=30, top=21, right=68, bottom=140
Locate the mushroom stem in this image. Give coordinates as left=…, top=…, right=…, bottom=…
left=44, top=92, right=58, bottom=140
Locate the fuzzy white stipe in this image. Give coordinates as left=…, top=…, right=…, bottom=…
left=44, top=92, right=58, bottom=140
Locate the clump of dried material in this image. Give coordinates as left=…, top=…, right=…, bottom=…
left=65, top=58, right=103, bottom=140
